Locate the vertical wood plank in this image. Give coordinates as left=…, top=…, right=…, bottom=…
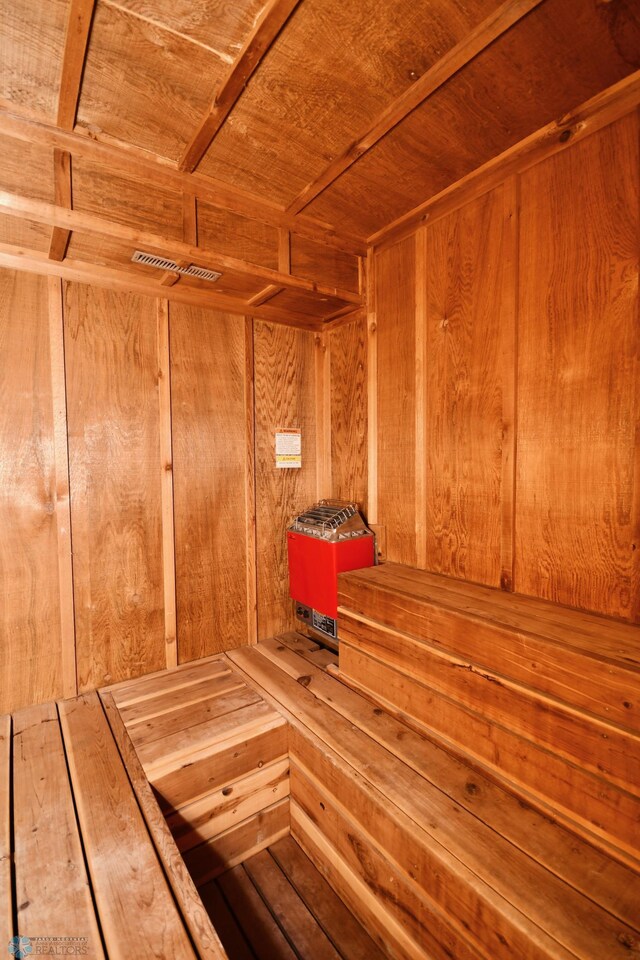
left=315, top=332, right=331, bottom=500
left=0, top=715, right=11, bottom=950
left=183, top=193, right=198, bottom=246
left=414, top=227, right=427, bottom=570
left=65, top=282, right=165, bottom=690
left=516, top=113, right=639, bottom=619
left=424, top=185, right=513, bottom=587
left=329, top=317, right=368, bottom=509
left=279, top=228, right=291, bottom=274
left=0, top=269, right=65, bottom=712
left=254, top=321, right=317, bottom=638
left=157, top=299, right=177, bottom=669
left=48, top=276, right=76, bottom=697
left=170, top=305, right=249, bottom=658
left=500, top=177, right=518, bottom=592
left=366, top=251, right=378, bottom=524
left=245, top=316, right=258, bottom=646
left=375, top=236, right=417, bottom=565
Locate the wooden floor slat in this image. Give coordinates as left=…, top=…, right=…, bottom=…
left=0, top=714, right=12, bottom=950
left=218, top=864, right=298, bottom=960
left=269, top=836, right=386, bottom=960
left=244, top=849, right=342, bottom=960
left=199, top=880, right=255, bottom=960
left=12, top=702, right=104, bottom=954
left=58, top=692, right=198, bottom=960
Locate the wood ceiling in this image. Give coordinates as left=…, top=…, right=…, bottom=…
left=0, top=0, right=639, bottom=326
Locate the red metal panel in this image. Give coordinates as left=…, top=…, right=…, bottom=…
left=287, top=532, right=374, bottom=617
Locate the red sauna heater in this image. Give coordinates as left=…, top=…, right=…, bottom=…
left=287, top=500, right=375, bottom=646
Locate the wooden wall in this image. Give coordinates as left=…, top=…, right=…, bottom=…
left=0, top=276, right=319, bottom=712
left=370, top=110, right=640, bottom=622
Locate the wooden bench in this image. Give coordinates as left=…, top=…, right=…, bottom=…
left=7, top=692, right=226, bottom=959
left=337, top=562, right=640, bottom=863
left=227, top=637, right=640, bottom=960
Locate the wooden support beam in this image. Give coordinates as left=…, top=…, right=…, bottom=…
left=286, top=0, right=545, bottom=215
left=48, top=149, right=73, bottom=261
left=0, top=245, right=324, bottom=330
left=247, top=284, right=284, bottom=307
left=159, top=194, right=198, bottom=287
left=0, top=110, right=367, bottom=255
left=0, top=191, right=362, bottom=305
left=179, top=0, right=302, bottom=173
left=372, top=69, right=640, bottom=249
left=57, top=0, right=96, bottom=129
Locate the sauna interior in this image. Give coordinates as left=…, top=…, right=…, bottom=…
left=1, top=1, right=639, bottom=958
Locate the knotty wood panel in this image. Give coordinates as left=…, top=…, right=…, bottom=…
left=375, top=235, right=417, bottom=565
left=425, top=183, right=515, bottom=587
left=516, top=113, right=639, bottom=620
left=329, top=317, right=367, bottom=510
left=64, top=282, right=166, bottom=689
left=0, top=269, right=67, bottom=713
left=254, top=321, right=317, bottom=638
left=170, top=304, right=252, bottom=659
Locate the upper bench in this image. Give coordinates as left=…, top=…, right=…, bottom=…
left=337, top=562, right=640, bottom=865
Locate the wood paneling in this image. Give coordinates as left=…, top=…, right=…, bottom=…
left=0, top=270, right=67, bottom=713
left=64, top=282, right=166, bottom=689
left=198, top=202, right=279, bottom=271
left=0, top=0, right=68, bottom=123
left=375, top=235, right=417, bottom=565
left=329, top=317, right=367, bottom=510
left=170, top=303, right=252, bottom=659
left=290, top=235, right=359, bottom=294
left=516, top=114, right=639, bottom=619
left=425, top=183, right=515, bottom=587
left=254, top=321, right=318, bottom=638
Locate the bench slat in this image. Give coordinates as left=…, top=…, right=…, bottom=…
left=101, top=692, right=228, bottom=960
left=12, top=702, right=104, bottom=954
left=58, top=692, right=197, bottom=960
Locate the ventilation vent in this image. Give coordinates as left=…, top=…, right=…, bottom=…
left=181, top=264, right=222, bottom=282
left=132, top=250, right=181, bottom=272
left=132, top=251, right=222, bottom=284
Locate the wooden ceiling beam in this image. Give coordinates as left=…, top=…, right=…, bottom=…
left=0, top=110, right=366, bottom=255
left=48, top=149, right=73, bottom=262
left=179, top=0, right=302, bottom=173
left=0, top=243, right=323, bottom=330
left=0, top=191, right=362, bottom=305
left=370, top=69, right=640, bottom=249
left=286, top=0, right=545, bottom=215
left=247, top=283, right=284, bottom=307
left=56, top=0, right=97, bottom=129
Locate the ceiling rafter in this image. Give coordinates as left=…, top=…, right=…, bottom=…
left=179, top=0, right=303, bottom=174
left=285, top=0, right=546, bottom=216
left=56, top=0, right=97, bottom=129
left=0, top=111, right=366, bottom=255
left=0, top=191, right=362, bottom=305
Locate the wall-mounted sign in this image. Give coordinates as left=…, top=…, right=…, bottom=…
left=275, top=428, right=302, bottom=468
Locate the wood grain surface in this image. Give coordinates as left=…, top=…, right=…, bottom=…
left=253, top=321, right=317, bottom=638
left=13, top=702, right=104, bottom=953
left=0, top=269, right=66, bottom=712
left=64, top=282, right=165, bottom=689
left=170, top=303, right=251, bottom=659
left=329, top=316, right=368, bottom=510
left=425, top=183, right=515, bottom=587
left=375, top=235, right=417, bottom=565
left=516, top=113, right=639, bottom=619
